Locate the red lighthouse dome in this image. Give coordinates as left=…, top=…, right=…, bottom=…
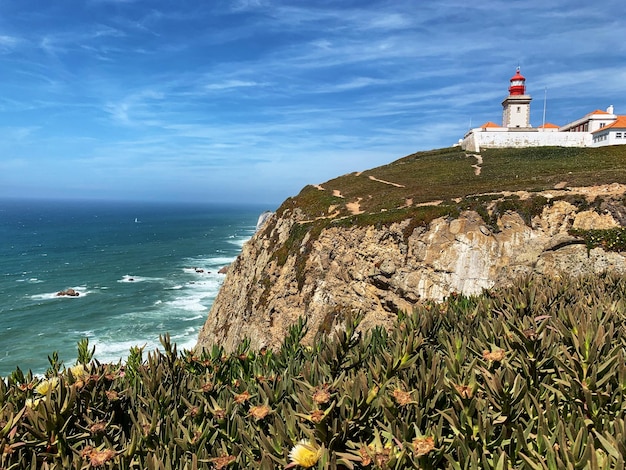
left=508, top=67, right=526, bottom=95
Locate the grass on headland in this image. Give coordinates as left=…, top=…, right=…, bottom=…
left=2, top=273, right=626, bottom=469
left=285, top=146, right=626, bottom=221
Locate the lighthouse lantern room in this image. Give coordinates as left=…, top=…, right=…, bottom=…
left=502, top=67, right=532, bottom=128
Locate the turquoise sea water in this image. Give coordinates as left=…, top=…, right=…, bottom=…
left=0, top=199, right=265, bottom=377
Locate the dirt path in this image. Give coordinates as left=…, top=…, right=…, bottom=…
left=368, top=175, right=405, bottom=187
left=346, top=197, right=364, bottom=215
left=466, top=153, right=483, bottom=176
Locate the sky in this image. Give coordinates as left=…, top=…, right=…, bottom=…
left=0, top=1, right=625, bottom=206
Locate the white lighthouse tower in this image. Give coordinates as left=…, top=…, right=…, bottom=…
left=502, top=67, right=532, bottom=128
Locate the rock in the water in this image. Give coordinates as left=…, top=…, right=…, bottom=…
left=57, top=288, right=79, bottom=297
left=218, top=265, right=229, bottom=274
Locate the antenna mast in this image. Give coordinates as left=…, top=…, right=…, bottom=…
left=542, top=87, right=547, bottom=128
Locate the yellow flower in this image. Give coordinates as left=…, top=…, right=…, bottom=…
left=288, top=439, right=320, bottom=468
left=69, top=364, right=90, bottom=380
left=35, top=377, right=59, bottom=395
left=25, top=398, right=43, bottom=408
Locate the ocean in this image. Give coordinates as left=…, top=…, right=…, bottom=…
left=0, top=198, right=267, bottom=377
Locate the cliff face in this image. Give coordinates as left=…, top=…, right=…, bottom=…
left=196, top=184, right=626, bottom=353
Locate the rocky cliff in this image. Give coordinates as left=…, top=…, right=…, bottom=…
left=196, top=185, right=626, bottom=353
left=196, top=147, right=626, bottom=353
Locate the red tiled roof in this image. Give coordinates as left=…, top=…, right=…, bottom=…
left=602, top=115, right=626, bottom=129
left=588, top=109, right=609, bottom=116
left=591, top=116, right=626, bottom=133
left=480, top=121, right=500, bottom=128
left=538, top=122, right=559, bottom=129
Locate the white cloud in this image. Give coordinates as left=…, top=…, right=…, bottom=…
left=204, top=80, right=262, bottom=90
left=1, top=0, right=626, bottom=203
left=0, top=35, right=18, bottom=52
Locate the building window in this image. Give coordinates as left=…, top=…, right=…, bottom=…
left=617, top=132, right=623, bottom=138
left=517, top=107, right=521, bottom=113
left=600, top=123, right=606, bottom=128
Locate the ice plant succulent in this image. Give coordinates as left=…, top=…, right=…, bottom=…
left=35, top=377, right=59, bottom=395
left=69, top=363, right=90, bottom=381
left=392, top=388, right=413, bottom=406
left=483, top=348, right=506, bottom=362
left=24, top=398, right=42, bottom=409
left=234, top=390, right=251, bottom=404
left=209, top=455, right=236, bottom=469
left=413, top=436, right=435, bottom=457
left=249, top=404, right=271, bottom=421
left=81, top=446, right=116, bottom=467
left=312, top=385, right=331, bottom=405
left=454, top=384, right=473, bottom=399
left=286, top=439, right=320, bottom=468
left=360, top=441, right=393, bottom=467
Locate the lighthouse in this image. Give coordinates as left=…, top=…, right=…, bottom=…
left=502, top=67, right=532, bottom=128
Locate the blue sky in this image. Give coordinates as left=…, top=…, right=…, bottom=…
left=1, top=0, right=625, bottom=205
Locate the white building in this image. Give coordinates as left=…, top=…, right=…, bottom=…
left=461, top=68, right=626, bottom=152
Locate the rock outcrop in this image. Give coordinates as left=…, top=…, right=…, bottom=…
left=196, top=184, right=626, bottom=353
left=57, top=288, right=80, bottom=297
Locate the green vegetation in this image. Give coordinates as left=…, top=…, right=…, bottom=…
left=282, top=146, right=626, bottom=220
left=264, top=146, right=626, bottom=271
left=570, top=228, right=626, bottom=253
left=3, top=274, right=626, bottom=468
left=4, top=146, right=626, bottom=468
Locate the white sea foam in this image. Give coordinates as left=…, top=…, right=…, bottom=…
left=51, top=249, right=242, bottom=367
left=17, top=277, right=43, bottom=284
left=89, top=327, right=200, bottom=365
left=84, top=259, right=224, bottom=365
left=170, top=327, right=196, bottom=341
left=183, top=314, right=203, bottom=321
left=165, top=279, right=221, bottom=312
left=90, top=337, right=162, bottom=365
left=118, top=274, right=164, bottom=283
left=183, top=256, right=237, bottom=274
left=0, top=202, right=261, bottom=377
left=227, top=236, right=251, bottom=248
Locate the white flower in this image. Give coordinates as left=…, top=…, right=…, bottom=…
left=35, top=377, right=59, bottom=395
left=288, top=439, right=320, bottom=468
left=69, top=363, right=90, bottom=380
left=25, top=397, right=43, bottom=408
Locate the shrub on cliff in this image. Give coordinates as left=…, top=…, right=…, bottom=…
left=2, top=273, right=626, bottom=469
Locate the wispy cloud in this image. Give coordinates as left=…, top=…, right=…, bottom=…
left=0, top=0, right=625, bottom=203
left=204, top=80, right=263, bottom=91
left=0, top=34, right=19, bottom=52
